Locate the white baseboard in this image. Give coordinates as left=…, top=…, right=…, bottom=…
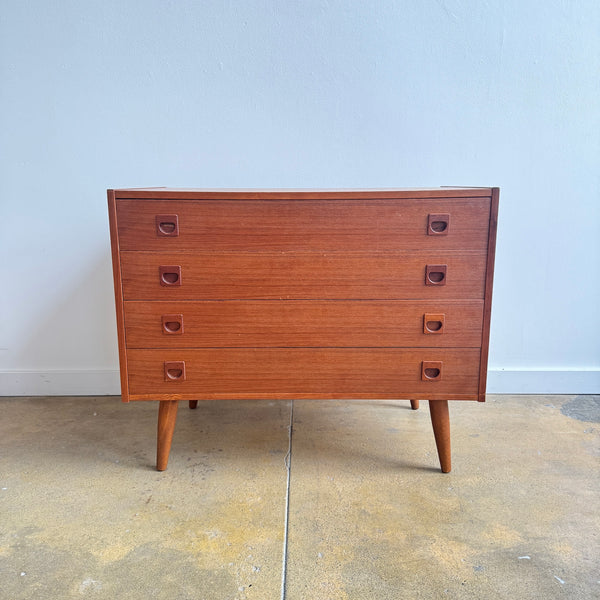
left=0, top=370, right=121, bottom=397
left=487, top=368, right=599, bottom=395
left=0, top=368, right=598, bottom=397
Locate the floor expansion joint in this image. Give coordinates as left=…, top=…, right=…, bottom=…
left=280, top=399, right=294, bottom=600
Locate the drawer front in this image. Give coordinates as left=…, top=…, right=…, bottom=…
left=120, top=251, right=487, bottom=300
left=126, top=348, right=481, bottom=400
left=116, top=198, right=490, bottom=251
left=123, top=300, right=484, bottom=348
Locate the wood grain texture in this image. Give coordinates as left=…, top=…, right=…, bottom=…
left=429, top=400, right=451, bottom=473
left=120, top=251, right=487, bottom=300
left=123, top=300, right=484, bottom=348
left=478, top=187, right=500, bottom=401
left=157, top=400, right=178, bottom=471
left=107, top=190, right=130, bottom=402
left=126, top=348, right=481, bottom=400
left=116, top=198, right=490, bottom=251
left=107, top=187, right=498, bottom=472
left=114, top=188, right=493, bottom=200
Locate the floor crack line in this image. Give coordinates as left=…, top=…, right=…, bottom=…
left=280, top=399, right=294, bottom=600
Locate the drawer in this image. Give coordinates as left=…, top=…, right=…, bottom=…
left=126, top=348, right=481, bottom=400
left=120, top=251, right=487, bottom=300
left=123, top=300, right=484, bottom=348
left=116, top=198, right=490, bottom=252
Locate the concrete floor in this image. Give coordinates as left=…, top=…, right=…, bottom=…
left=0, top=395, right=598, bottom=599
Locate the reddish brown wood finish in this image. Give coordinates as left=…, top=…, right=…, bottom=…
left=106, top=187, right=499, bottom=471
left=107, top=190, right=130, bottom=402
left=425, top=264, right=448, bottom=286
left=115, top=187, right=492, bottom=200
left=422, top=361, right=443, bottom=381
left=126, top=348, right=481, bottom=400
left=120, top=251, right=487, bottom=300
left=478, top=188, right=500, bottom=402
left=429, top=400, right=451, bottom=473
left=161, top=313, right=184, bottom=335
left=159, top=265, right=182, bottom=287
left=123, top=300, right=483, bottom=348
left=427, top=213, right=450, bottom=236
left=157, top=400, right=178, bottom=471
left=164, top=361, right=186, bottom=382
left=155, top=214, right=179, bottom=237
left=116, top=198, right=490, bottom=252
left=424, top=313, right=446, bottom=334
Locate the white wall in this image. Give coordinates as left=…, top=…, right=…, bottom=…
left=1, top=0, right=598, bottom=395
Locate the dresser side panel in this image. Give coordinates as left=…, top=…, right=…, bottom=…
left=107, top=190, right=130, bottom=402
left=478, top=188, right=500, bottom=401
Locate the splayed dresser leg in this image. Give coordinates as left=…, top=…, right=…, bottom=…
left=157, top=400, right=179, bottom=471
left=429, top=400, right=451, bottom=473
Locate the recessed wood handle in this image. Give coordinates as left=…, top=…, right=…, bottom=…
left=164, top=361, right=186, bottom=381
left=162, top=314, right=184, bottom=335
left=428, top=213, right=450, bottom=235
left=422, top=361, right=443, bottom=381
left=425, top=264, right=447, bottom=286
left=159, top=265, right=182, bottom=286
left=156, top=214, right=179, bottom=237
left=424, top=313, right=445, bottom=334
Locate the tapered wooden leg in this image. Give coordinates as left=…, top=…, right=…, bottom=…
left=429, top=400, right=451, bottom=473
left=410, top=400, right=420, bottom=410
left=157, top=400, right=179, bottom=471
left=189, top=400, right=198, bottom=409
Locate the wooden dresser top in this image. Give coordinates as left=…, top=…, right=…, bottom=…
left=112, top=187, right=494, bottom=200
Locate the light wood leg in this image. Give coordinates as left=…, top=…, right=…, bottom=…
left=429, top=400, right=451, bottom=473
left=410, top=400, right=420, bottom=410
left=157, top=400, right=179, bottom=471
left=189, top=400, right=198, bottom=409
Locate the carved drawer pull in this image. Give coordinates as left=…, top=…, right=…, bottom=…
left=425, top=264, right=447, bottom=286
left=424, top=313, right=445, bottom=334
left=428, top=213, right=450, bottom=235
left=162, top=314, right=184, bottom=335
left=422, top=361, right=443, bottom=381
left=164, top=361, right=186, bottom=381
left=159, top=265, right=182, bottom=286
left=156, top=214, right=179, bottom=237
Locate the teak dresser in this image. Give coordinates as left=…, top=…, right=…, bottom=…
left=108, top=187, right=498, bottom=472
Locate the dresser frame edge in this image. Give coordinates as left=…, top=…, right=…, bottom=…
left=108, top=189, right=130, bottom=402
left=478, top=187, right=499, bottom=402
